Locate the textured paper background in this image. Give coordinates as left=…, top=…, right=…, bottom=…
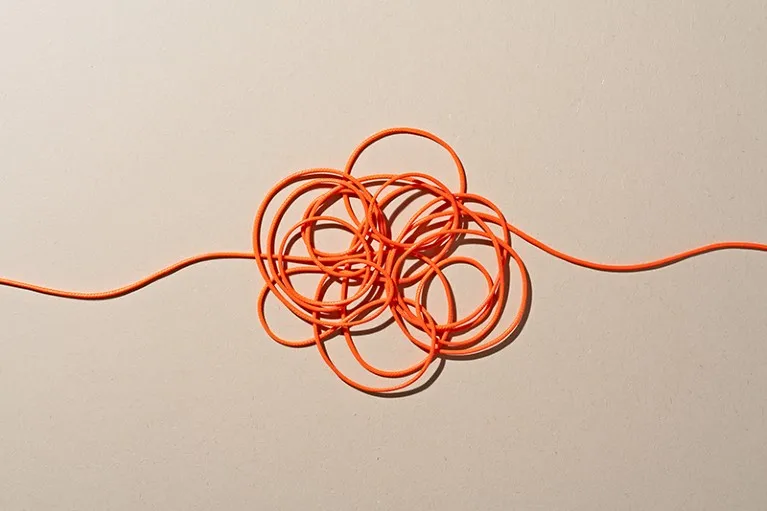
left=1, top=1, right=766, bottom=509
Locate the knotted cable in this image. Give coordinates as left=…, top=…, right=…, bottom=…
left=2, top=127, right=765, bottom=394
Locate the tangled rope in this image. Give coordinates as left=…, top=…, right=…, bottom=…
left=253, top=127, right=529, bottom=393
left=2, top=127, right=766, bottom=394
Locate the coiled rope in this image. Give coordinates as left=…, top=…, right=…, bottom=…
left=2, top=127, right=765, bottom=394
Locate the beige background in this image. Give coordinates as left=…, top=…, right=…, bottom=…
left=1, top=1, right=766, bottom=509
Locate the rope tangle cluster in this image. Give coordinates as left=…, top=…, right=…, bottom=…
left=2, top=127, right=766, bottom=395
left=253, top=128, right=528, bottom=393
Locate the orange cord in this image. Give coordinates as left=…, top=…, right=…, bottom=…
left=1, top=127, right=765, bottom=394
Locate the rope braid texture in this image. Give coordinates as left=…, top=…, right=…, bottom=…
left=2, top=127, right=766, bottom=394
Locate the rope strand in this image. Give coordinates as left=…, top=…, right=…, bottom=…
left=2, top=127, right=765, bottom=393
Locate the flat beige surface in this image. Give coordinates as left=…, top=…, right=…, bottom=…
left=1, top=1, right=766, bottom=509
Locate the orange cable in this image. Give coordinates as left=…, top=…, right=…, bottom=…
left=1, top=127, right=765, bottom=394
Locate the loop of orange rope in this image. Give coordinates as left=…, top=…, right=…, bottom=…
left=1, top=127, right=766, bottom=394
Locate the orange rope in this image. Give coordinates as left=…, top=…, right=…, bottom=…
left=1, top=127, right=765, bottom=394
